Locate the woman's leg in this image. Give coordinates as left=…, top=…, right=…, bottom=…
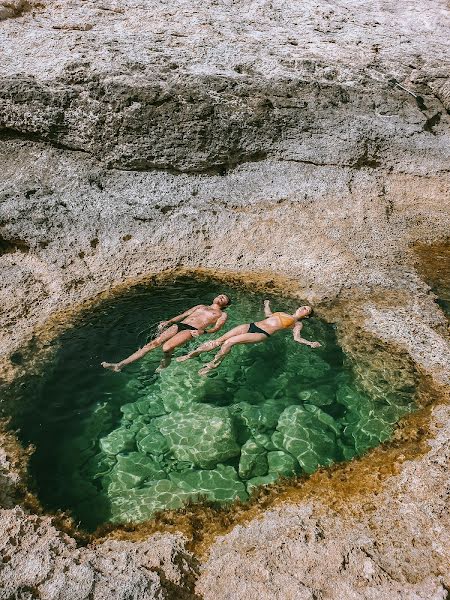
left=176, top=324, right=249, bottom=363
left=198, top=332, right=267, bottom=375
left=101, top=325, right=179, bottom=372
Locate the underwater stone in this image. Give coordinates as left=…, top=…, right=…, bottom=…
left=117, top=452, right=167, bottom=481
left=276, top=405, right=338, bottom=473
left=169, top=464, right=248, bottom=502
left=83, top=452, right=116, bottom=480
left=121, top=396, right=166, bottom=421
left=233, top=388, right=265, bottom=405
left=106, top=452, right=167, bottom=494
left=343, top=409, right=394, bottom=454
left=201, top=378, right=230, bottom=406
left=109, top=479, right=194, bottom=523
left=267, top=450, right=300, bottom=477
left=238, top=439, right=268, bottom=479
left=136, top=396, right=167, bottom=417
left=127, top=415, right=152, bottom=432
left=253, top=432, right=276, bottom=451
left=303, top=404, right=342, bottom=436
left=154, top=405, right=240, bottom=468
left=337, top=382, right=410, bottom=454
left=136, top=424, right=169, bottom=455
left=271, top=430, right=286, bottom=451
left=120, top=402, right=141, bottom=420
left=99, top=428, right=136, bottom=455
left=291, top=353, right=331, bottom=380
left=243, top=357, right=279, bottom=389
left=158, top=362, right=200, bottom=412
left=246, top=472, right=279, bottom=494
left=298, top=385, right=335, bottom=406
left=336, top=383, right=370, bottom=411
left=337, top=438, right=357, bottom=461
left=230, top=401, right=283, bottom=437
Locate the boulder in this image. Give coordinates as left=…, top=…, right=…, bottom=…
left=99, top=428, right=136, bottom=455
left=136, top=424, right=169, bottom=455
left=267, top=450, right=299, bottom=477
left=154, top=405, right=239, bottom=469
left=276, top=405, right=339, bottom=473
left=246, top=473, right=279, bottom=495
left=109, top=479, right=194, bottom=523
left=298, top=385, right=335, bottom=406
left=169, top=464, right=248, bottom=502
left=106, top=452, right=167, bottom=494
left=238, top=439, right=268, bottom=479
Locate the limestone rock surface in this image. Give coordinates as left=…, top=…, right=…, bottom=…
left=0, top=0, right=449, bottom=599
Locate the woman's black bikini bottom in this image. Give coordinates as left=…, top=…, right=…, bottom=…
left=248, top=322, right=271, bottom=337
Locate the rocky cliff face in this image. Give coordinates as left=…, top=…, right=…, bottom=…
left=0, top=1, right=449, bottom=598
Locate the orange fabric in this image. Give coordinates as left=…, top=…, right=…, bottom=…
left=273, top=312, right=296, bottom=328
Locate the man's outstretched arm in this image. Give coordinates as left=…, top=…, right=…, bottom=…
left=263, top=299, right=273, bottom=317
left=158, top=305, right=201, bottom=329
left=206, top=312, right=228, bottom=334
left=293, top=322, right=321, bottom=348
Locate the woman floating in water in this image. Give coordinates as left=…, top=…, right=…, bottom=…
left=101, top=294, right=231, bottom=372
left=178, top=299, right=321, bottom=375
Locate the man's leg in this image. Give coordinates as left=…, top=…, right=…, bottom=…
left=101, top=325, right=178, bottom=372
left=199, top=332, right=267, bottom=376
left=176, top=324, right=249, bottom=363
left=157, top=330, right=199, bottom=370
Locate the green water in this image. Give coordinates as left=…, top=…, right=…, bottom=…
left=13, top=278, right=415, bottom=530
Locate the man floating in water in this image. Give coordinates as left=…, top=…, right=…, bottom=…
left=178, top=299, right=321, bottom=375
left=101, top=294, right=231, bottom=372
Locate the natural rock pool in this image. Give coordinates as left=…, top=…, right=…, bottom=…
left=11, top=277, right=416, bottom=530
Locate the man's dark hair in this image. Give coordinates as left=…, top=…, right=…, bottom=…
left=224, top=294, right=232, bottom=306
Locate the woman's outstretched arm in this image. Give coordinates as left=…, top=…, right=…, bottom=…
left=293, top=322, right=321, bottom=348
left=263, top=299, right=273, bottom=317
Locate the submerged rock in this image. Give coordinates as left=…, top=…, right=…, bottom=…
left=276, top=405, right=339, bottom=473
left=154, top=405, right=240, bottom=468
left=238, top=438, right=268, bottom=479
left=106, top=452, right=167, bottom=494
left=99, top=428, right=136, bottom=455
left=298, top=385, right=335, bottom=406
left=252, top=432, right=277, bottom=451
left=246, top=472, right=279, bottom=494
left=121, top=396, right=166, bottom=420
left=267, top=450, right=300, bottom=477
left=337, top=383, right=410, bottom=454
left=110, top=479, right=194, bottom=523
left=136, top=424, right=169, bottom=455
left=169, top=464, right=248, bottom=502
left=230, top=401, right=284, bottom=437
left=287, top=353, right=332, bottom=381
left=83, top=452, right=116, bottom=480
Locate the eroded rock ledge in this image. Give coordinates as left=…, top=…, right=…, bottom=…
left=0, top=0, right=449, bottom=598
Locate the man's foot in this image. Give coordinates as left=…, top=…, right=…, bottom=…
left=198, top=362, right=219, bottom=376
left=156, top=353, right=172, bottom=372
left=101, top=362, right=122, bottom=372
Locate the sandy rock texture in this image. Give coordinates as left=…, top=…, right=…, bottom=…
left=0, top=509, right=199, bottom=599
left=0, top=0, right=449, bottom=598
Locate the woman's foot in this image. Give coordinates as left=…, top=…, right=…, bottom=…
left=101, top=362, right=122, bottom=372
left=198, top=360, right=221, bottom=376
left=176, top=353, right=191, bottom=363
left=198, top=364, right=213, bottom=376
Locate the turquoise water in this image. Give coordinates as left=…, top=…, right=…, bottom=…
left=13, top=278, right=415, bottom=530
